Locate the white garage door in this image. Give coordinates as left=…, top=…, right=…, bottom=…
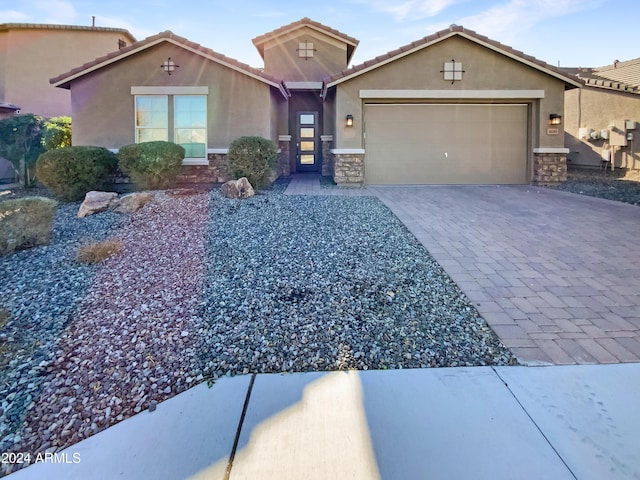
left=364, top=104, right=528, bottom=184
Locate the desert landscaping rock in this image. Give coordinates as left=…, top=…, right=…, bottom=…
left=221, top=177, right=255, bottom=199
left=0, top=180, right=515, bottom=475
left=76, top=191, right=118, bottom=218
left=110, top=191, right=154, bottom=214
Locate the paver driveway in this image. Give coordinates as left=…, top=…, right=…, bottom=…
left=368, top=185, right=640, bottom=365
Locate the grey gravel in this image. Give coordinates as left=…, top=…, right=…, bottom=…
left=547, top=167, right=640, bottom=205
left=0, top=180, right=515, bottom=475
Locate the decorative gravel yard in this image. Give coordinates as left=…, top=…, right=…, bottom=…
left=0, top=179, right=515, bottom=473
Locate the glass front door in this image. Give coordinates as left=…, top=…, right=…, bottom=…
left=296, top=111, right=318, bottom=172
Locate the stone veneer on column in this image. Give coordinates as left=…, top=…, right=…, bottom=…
left=278, top=135, right=291, bottom=177
left=321, top=135, right=334, bottom=177
left=332, top=150, right=365, bottom=187
left=531, top=149, right=568, bottom=185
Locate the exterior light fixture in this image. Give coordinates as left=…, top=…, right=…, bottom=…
left=346, top=114, right=354, bottom=127
left=549, top=114, right=562, bottom=125
left=160, top=57, right=180, bottom=75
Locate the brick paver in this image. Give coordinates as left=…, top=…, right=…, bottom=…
left=369, top=185, right=640, bottom=365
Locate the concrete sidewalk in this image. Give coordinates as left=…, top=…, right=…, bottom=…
left=9, top=364, right=640, bottom=480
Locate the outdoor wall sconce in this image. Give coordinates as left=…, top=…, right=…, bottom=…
left=346, top=114, right=354, bottom=127
left=160, top=57, right=180, bottom=75
left=549, top=114, right=562, bottom=125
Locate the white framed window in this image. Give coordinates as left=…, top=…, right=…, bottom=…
left=134, top=93, right=207, bottom=162
left=174, top=95, right=206, bottom=159
left=135, top=95, right=168, bottom=143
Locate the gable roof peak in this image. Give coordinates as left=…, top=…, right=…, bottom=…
left=324, top=24, right=581, bottom=91
left=252, top=17, right=359, bottom=63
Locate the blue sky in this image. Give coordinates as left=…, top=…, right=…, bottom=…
left=1, top=0, right=637, bottom=69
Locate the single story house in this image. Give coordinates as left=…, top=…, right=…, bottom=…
left=562, top=59, right=640, bottom=171
left=50, top=18, right=581, bottom=186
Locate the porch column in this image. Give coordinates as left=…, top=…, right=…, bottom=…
left=321, top=135, right=334, bottom=177
left=532, top=148, right=568, bottom=185
left=278, top=135, right=291, bottom=177
left=331, top=149, right=365, bottom=187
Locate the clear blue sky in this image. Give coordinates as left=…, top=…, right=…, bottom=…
left=1, top=0, right=637, bottom=69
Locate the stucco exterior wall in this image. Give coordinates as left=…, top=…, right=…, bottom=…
left=564, top=87, right=640, bottom=170
left=332, top=36, right=568, bottom=151
left=70, top=43, right=276, bottom=149
left=0, top=27, right=133, bottom=118
left=262, top=27, right=348, bottom=81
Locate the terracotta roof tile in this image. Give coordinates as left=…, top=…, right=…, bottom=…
left=560, top=59, right=640, bottom=94
left=50, top=30, right=287, bottom=94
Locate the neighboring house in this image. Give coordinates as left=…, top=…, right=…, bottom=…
left=0, top=23, right=136, bottom=119
left=563, top=59, right=640, bottom=170
left=50, top=18, right=581, bottom=186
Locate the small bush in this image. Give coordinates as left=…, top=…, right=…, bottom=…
left=77, top=239, right=123, bottom=264
left=227, top=136, right=278, bottom=188
left=0, top=196, right=57, bottom=256
left=36, top=146, right=118, bottom=201
left=117, top=141, right=185, bottom=190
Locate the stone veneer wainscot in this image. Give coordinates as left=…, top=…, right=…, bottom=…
left=532, top=148, right=568, bottom=185
left=331, top=149, right=365, bottom=187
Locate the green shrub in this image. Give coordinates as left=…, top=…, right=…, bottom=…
left=117, top=141, right=185, bottom=190
left=36, top=146, right=118, bottom=201
left=0, top=196, right=57, bottom=256
left=42, top=116, right=72, bottom=150
left=227, top=136, right=278, bottom=188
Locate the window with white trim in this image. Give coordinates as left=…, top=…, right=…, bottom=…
left=134, top=94, right=207, bottom=160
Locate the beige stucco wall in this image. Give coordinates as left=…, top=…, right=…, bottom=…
left=0, top=33, right=7, bottom=99
left=262, top=27, right=348, bottom=82
left=0, top=27, right=133, bottom=118
left=332, top=36, right=569, bottom=151
left=564, top=87, right=640, bottom=170
left=70, top=42, right=278, bottom=149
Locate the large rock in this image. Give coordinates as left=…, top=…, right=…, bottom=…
left=77, top=191, right=118, bottom=218
left=111, top=192, right=154, bottom=214
left=221, top=177, right=255, bottom=199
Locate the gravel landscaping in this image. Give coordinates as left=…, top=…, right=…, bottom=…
left=547, top=166, right=640, bottom=205
left=0, top=180, right=515, bottom=474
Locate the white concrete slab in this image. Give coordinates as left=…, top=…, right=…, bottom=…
left=9, top=375, right=251, bottom=480
left=229, top=371, right=381, bottom=480
left=229, top=368, right=574, bottom=480
left=496, top=364, right=640, bottom=480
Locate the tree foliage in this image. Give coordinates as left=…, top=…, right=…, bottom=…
left=42, top=116, right=72, bottom=150
left=0, top=114, right=45, bottom=186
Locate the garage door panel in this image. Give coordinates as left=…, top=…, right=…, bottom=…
left=365, top=104, right=528, bottom=185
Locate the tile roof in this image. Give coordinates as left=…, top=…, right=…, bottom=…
left=252, top=17, right=359, bottom=63
left=0, top=22, right=136, bottom=43
left=563, top=58, right=640, bottom=94
left=49, top=30, right=289, bottom=98
left=324, top=24, right=582, bottom=90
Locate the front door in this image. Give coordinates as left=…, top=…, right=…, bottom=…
left=296, top=111, right=319, bottom=172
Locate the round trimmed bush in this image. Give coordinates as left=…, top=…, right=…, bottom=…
left=36, top=146, right=118, bottom=201
left=117, top=141, right=185, bottom=190
left=227, top=136, right=278, bottom=188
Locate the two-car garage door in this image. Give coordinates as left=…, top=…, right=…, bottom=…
left=364, top=104, right=529, bottom=184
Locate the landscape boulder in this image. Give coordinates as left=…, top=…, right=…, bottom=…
left=77, top=191, right=118, bottom=218
left=221, top=177, right=255, bottom=199
left=111, top=192, right=154, bottom=214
